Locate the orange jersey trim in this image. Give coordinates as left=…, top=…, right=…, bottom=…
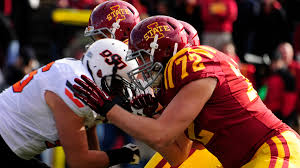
left=65, top=88, right=84, bottom=108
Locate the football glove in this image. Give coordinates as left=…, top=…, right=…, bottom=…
left=73, top=75, right=126, bottom=117
left=105, top=143, right=140, bottom=166
left=131, top=93, right=159, bottom=118
left=122, top=143, right=141, bottom=165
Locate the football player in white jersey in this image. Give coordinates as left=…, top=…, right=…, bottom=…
left=0, top=39, right=140, bottom=167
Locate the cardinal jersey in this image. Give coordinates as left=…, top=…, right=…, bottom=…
left=0, top=58, right=99, bottom=160
left=157, top=46, right=290, bottom=168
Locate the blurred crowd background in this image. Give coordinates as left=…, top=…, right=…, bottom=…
left=1, top=0, right=300, bottom=167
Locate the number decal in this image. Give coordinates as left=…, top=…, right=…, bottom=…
left=164, top=47, right=216, bottom=90
left=12, top=62, right=54, bottom=93
left=189, top=53, right=205, bottom=72
left=99, top=49, right=127, bottom=69
left=187, top=122, right=214, bottom=145
left=175, top=56, right=189, bottom=79
left=12, top=70, right=38, bottom=93
left=42, top=61, right=55, bottom=72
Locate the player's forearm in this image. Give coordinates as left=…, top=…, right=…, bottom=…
left=65, top=150, right=110, bottom=168
left=107, top=105, right=173, bottom=149
left=86, top=125, right=100, bottom=150
left=157, top=134, right=193, bottom=166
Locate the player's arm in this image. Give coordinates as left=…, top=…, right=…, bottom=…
left=107, top=77, right=217, bottom=165
left=130, top=95, right=193, bottom=165
left=72, top=74, right=217, bottom=166
left=45, top=90, right=140, bottom=168
left=157, top=132, right=193, bottom=166
left=132, top=97, right=194, bottom=165
left=86, top=125, right=100, bottom=150
left=45, top=90, right=110, bottom=168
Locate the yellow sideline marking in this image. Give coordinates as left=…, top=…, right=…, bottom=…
left=52, top=8, right=92, bottom=26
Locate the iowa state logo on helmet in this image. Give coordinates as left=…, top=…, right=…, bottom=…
left=107, top=5, right=130, bottom=22
left=144, top=22, right=171, bottom=41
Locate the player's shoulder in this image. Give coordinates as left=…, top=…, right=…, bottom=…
left=172, top=45, right=221, bottom=69
left=40, top=58, right=90, bottom=93
left=189, top=45, right=219, bottom=54
left=167, top=45, right=220, bottom=66
left=53, top=58, right=83, bottom=71
left=49, top=58, right=88, bottom=78
left=163, top=46, right=222, bottom=90
left=50, top=59, right=95, bottom=120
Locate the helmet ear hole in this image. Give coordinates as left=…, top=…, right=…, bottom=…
left=97, top=70, right=103, bottom=78
left=165, top=46, right=172, bottom=59
left=124, top=28, right=130, bottom=37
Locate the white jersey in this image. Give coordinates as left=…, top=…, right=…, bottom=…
left=0, top=58, right=100, bottom=160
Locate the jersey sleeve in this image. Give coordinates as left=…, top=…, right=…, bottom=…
left=38, top=60, right=98, bottom=127
left=163, top=46, right=225, bottom=93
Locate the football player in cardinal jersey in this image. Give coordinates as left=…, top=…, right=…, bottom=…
left=73, top=16, right=300, bottom=168
left=85, top=0, right=140, bottom=44
left=144, top=20, right=222, bottom=168
left=0, top=39, right=140, bottom=167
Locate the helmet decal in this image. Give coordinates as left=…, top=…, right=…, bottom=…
left=99, top=49, right=127, bottom=69
left=144, top=22, right=170, bottom=41
left=107, top=5, right=130, bottom=22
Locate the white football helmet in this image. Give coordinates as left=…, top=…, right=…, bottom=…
left=82, top=38, right=138, bottom=97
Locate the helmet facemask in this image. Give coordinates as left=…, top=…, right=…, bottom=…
left=100, top=63, right=137, bottom=112
left=101, top=73, right=135, bottom=100
left=126, top=50, right=164, bottom=91
left=84, top=19, right=121, bottom=41
left=126, top=35, right=178, bottom=91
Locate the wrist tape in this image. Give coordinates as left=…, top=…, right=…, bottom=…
left=101, top=96, right=124, bottom=116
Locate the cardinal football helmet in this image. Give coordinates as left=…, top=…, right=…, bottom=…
left=85, top=0, right=140, bottom=42
left=126, top=15, right=189, bottom=90
left=180, top=20, right=200, bottom=46
left=82, top=38, right=138, bottom=98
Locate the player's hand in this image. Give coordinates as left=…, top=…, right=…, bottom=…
left=73, top=75, right=115, bottom=117
left=131, top=93, right=159, bottom=117
left=122, top=143, right=141, bottom=165
left=105, top=143, right=140, bottom=166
